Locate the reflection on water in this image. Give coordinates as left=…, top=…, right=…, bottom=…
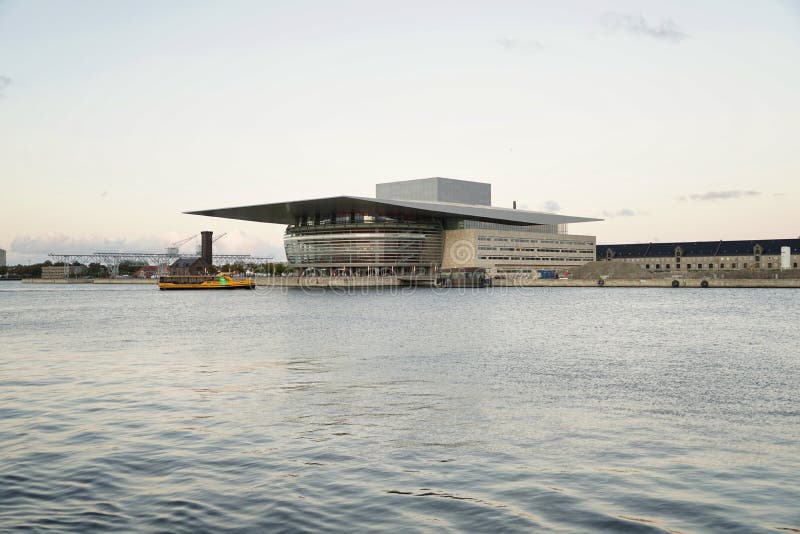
left=1, top=283, right=799, bottom=532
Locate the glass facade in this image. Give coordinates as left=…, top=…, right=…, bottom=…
left=445, top=219, right=566, bottom=235
left=285, top=222, right=443, bottom=270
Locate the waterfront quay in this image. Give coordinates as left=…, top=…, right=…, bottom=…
left=19, top=277, right=800, bottom=288
left=252, top=276, right=800, bottom=289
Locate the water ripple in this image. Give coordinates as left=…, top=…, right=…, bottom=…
left=1, top=284, right=798, bottom=531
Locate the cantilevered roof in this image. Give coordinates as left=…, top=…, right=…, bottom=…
left=186, top=196, right=601, bottom=226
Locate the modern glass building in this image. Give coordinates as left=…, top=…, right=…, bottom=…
left=188, top=178, right=600, bottom=276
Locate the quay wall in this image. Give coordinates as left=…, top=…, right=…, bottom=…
left=257, top=277, right=800, bottom=289
left=18, top=277, right=800, bottom=288
left=22, top=278, right=93, bottom=284
left=256, top=276, right=401, bottom=288
left=93, top=279, right=157, bottom=284
left=495, top=278, right=800, bottom=288
left=22, top=278, right=157, bottom=285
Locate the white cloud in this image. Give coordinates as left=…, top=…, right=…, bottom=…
left=538, top=200, right=560, bottom=212
left=601, top=13, right=688, bottom=43
left=681, top=190, right=761, bottom=201
left=497, top=36, right=543, bottom=52
left=7, top=230, right=284, bottom=265
left=602, top=208, right=639, bottom=218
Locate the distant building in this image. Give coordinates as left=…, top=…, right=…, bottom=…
left=169, top=231, right=213, bottom=275
left=0, top=248, right=5, bottom=268
left=133, top=265, right=160, bottom=278
left=169, top=257, right=209, bottom=276
left=597, top=239, right=800, bottom=272
left=187, top=178, right=599, bottom=276
left=42, top=265, right=87, bottom=279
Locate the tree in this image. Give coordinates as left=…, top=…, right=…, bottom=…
left=86, top=263, right=108, bottom=278
left=10, top=263, right=43, bottom=278
left=118, top=261, right=145, bottom=276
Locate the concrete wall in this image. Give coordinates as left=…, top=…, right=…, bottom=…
left=605, top=253, right=800, bottom=273
left=256, top=276, right=401, bottom=288
left=441, top=228, right=596, bottom=273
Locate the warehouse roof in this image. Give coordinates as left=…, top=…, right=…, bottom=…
left=597, top=239, right=800, bottom=259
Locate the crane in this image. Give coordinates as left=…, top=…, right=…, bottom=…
left=166, top=234, right=197, bottom=255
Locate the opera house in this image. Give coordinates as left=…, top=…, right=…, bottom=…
left=188, top=178, right=600, bottom=277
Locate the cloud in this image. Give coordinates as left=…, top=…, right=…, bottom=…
left=542, top=200, right=560, bottom=212
left=601, top=13, right=688, bottom=42
left=497, top=37, right=543, bottom=52
left=11, top=233, right=135, bottom=256
left=602, top=208, right=639, bottom=218
left=0, top=75, right=11, bottom=96
left=680, top=190, right=761, bottom=201
left=211, top=229, right=284, bottom=260
left=8, top=231, right=284, bottom=264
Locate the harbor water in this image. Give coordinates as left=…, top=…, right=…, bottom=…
left=1, top=283, right=798, bottom=532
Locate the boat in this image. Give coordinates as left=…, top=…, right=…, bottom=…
left=158, top=273, right=256, bottom=290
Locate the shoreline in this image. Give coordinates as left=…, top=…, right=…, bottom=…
left=254, top=277, right=800, bottom=289
left=18, top=277, right=800, bottom=288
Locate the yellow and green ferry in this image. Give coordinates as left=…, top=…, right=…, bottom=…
left=158, top=273, right=256, bottom=290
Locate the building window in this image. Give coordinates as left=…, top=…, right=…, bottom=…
left=666, top=264, right=671, bottom=269
left=768, top=263, right=773, bottom=268
left=744, top=263, right=748, bottom=268
left=655, top=264, right=660, bottom=269
left=687, top=264, right=691, bottom=269
left=732, top=263, right=737, bottom=268
left=720, top=263, right=725, bottom=268
left=645, top=264, right=650, bottom=269
left=709, top=264, right=713, bottom=269
left=795, top=262, right=798, bottom=268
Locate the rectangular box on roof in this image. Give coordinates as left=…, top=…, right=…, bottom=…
left=376, top=177, right=491, bottom=206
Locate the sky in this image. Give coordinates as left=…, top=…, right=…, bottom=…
left=1, top=0, right=799, bottom=264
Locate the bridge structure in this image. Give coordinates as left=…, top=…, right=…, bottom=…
left=47, top=252, right=273, bottom=277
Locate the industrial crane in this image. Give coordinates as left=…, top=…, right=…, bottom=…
left=165, top=234, right=197, bottom=255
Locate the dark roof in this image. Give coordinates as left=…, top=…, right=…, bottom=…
left=186, top=196, right=600, bottom=226
left=597, top=239, right=800, bottom=259
left=171, top=257, right=203, bottom=268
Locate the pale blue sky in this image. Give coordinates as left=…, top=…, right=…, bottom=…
left=2, top=1, right=799, bottom=263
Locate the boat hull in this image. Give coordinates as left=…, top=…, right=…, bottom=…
left=158, top=283, right=255, bottom=290
left=157, top=274, right=256, bottom=290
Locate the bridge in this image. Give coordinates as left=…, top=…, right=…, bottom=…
left=47, top=252, right=273, bottom=277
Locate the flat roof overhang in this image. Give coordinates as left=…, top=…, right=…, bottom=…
left=186, top=196, right=601, bottom=226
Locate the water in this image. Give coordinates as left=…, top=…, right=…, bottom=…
left=1, top=282, right=798, bottom=533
